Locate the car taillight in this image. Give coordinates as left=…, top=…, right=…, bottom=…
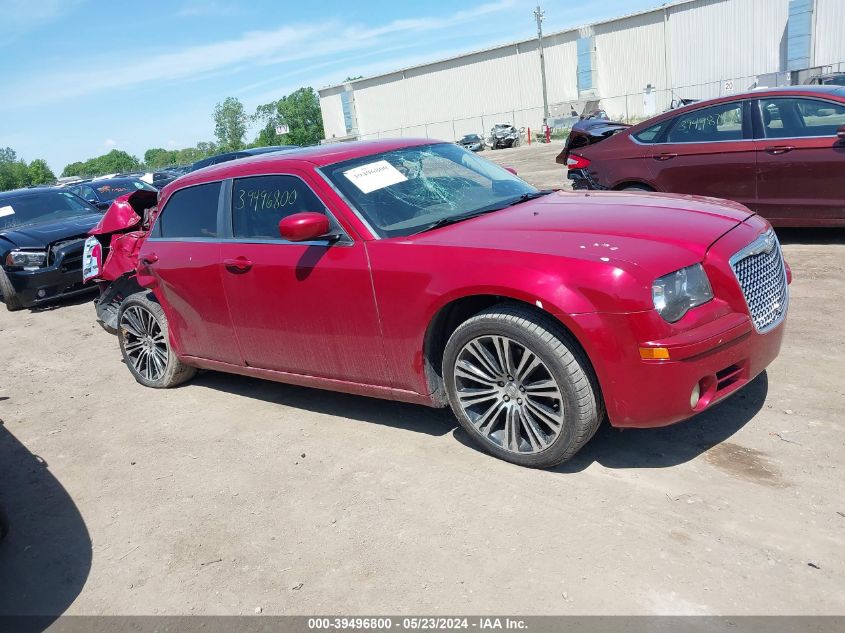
left=566, top=154, right=591, bottom=169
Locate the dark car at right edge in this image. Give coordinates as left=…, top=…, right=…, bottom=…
left=558, top=86, right=845, bottom=226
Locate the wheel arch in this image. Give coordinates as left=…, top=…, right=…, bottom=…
left=422, top=293, right=600, bottom=407
left=612, top=180, right=656, bottom=191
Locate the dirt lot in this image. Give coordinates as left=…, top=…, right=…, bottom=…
left=1, top=143, right=844, bottom=617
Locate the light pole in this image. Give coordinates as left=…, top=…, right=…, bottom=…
left=534, top=4, right=550, bottom=133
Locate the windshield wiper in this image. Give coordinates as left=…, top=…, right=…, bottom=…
left=504, top=190, right=554, bottom=206
left=411, top=209, right=498, bottom=235
left=410, top=191, right=554, bottom=236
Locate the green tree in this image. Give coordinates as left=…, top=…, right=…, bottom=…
left=60, top=150, right=140, bottom=179
left=62, top=161, right=86, bottom=178
left=213, top=97, right=247, bottom=152
left=0, top=160, right=32, bottom=191
left=0, top=147, right=17, bottom=163
left=27, top=159, right=55, bottom=185
left=144, top=148, right=178, bottom=169
left=252, top=87, right=324, bottom=147
left=93, top=149, right=140, bottom=174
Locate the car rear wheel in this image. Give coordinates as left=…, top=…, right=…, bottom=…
left=621, top=184, right=653, bottom=192
left=0, top=268, right=24, bottom=312
left=117, top=292, right=196, bottom=389
left=443, top=303, right=603, bottom=468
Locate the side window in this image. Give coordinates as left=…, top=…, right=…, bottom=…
left=157, top=182, right=221, bottom=239
left=759, top=97, right=845, bottom=138
left=666, top=102, right=744, bottom=143
left=232, top=175, right=327, bottom=240
left=633, top=121, right=667, bottom=143
left=75, top=185, right=96, bottom=201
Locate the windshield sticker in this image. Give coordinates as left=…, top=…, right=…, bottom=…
left=344, top=160, right=407, bottom=194
left=0, top=205, right=14, bottom=217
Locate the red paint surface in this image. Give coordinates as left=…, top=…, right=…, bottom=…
left=566, top=87, right=845, bottom=226
left=98, top=138, right=787, bottom=428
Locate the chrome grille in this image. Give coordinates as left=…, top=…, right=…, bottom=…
left=730, top=229, right=788, bottom=333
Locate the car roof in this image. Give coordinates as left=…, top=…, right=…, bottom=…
left=0, top=186, right=59, bottom=199
left=626, top=85, right=845, bottom=131
left=179, top=138, right=437, bottom=182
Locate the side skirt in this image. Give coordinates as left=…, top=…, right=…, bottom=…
left=181, top=355, right=439, bottom=407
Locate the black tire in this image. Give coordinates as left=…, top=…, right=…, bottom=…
left=0, top=268, right=24, bottom=312
left=117, top=292, right=197, bottom=388
left=443, top=303, right=603, bottom=468
left=621, top=185, right=653, bottom=192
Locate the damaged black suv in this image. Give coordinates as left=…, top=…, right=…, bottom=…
left=0, top=188, right=104, bottom=311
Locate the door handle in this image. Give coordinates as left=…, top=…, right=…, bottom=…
left=139, top=253, right=158, bottom=265
left=765, top=145, right=795, bottom=155
left=653, top=153, right=678, bottom=161
left=224, top=257, right=253, bottom=273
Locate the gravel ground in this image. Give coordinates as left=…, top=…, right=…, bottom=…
left=1, top=143, right=844, bottom=617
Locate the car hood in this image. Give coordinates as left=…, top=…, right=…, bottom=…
left=0, top=214, right=102, bottom=250
left=408, top=190, right=754, bottom=277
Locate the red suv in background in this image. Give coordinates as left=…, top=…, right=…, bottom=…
left=559, top=86, right=845, bottom=226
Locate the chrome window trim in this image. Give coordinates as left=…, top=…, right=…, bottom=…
left=728, top=229, right=790, bottom=334
left=148, top=180, right=223, bottom=241
left=226, top=172, right=353, bottom=247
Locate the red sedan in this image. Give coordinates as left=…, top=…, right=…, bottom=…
left=560, top=86, right=845, bottom=227
left=96, top=139, right=789, bottom=468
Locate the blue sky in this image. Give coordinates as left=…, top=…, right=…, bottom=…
left=0, top=0, right=659, bottom=173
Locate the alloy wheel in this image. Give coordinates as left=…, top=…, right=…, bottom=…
left=453, top=335, right=565, bottom=454
left=120, top=305, right=168, bottom=381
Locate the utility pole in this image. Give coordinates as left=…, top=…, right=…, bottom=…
left=534, top=4, right=550, bottom=131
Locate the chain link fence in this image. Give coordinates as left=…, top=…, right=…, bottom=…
left=353, top=62, right=845, bottom=144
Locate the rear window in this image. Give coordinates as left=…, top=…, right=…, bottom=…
left=157, top=182, right=221, bottom=239
left=633, top=122, right=667, bottom=143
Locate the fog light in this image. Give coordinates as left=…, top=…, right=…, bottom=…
left=37, top=289, right=46, bottom=298
left=690, top=383, right=701, bottom=409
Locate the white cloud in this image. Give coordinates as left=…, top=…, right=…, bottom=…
left=104, top=139, right=116, bottom=148
left=167, top=140, right=178, bottom=148
left=1, top=0, right=517, bottom=108
left=0, top=0, right=82, bottom=45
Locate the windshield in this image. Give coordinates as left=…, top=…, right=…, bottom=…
left=461, top=135, right=480, bottom=142
left=91, top=179, right=156, bottom=202
left=822, top=76, right=845, bottom=86
left=0, top=191, right=97, bottom=230
left=323, top=143, right=537, bottom=238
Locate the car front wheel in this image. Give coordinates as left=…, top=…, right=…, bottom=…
left=443, top=304, right=603, bottom=468
left=0, top=268, right=24, bottom=312
left=117, top=292, right=196, bottom=388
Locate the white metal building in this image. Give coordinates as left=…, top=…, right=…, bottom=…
left=318, top=0, right=845, bottom=142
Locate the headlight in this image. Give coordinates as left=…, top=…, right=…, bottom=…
left=5, top=250, right=47, bottom=270
left=652, top=263, right=713, bottom=323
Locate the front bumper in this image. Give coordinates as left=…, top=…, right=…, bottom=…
left=2, top=247, right=93, bottom=308
left=570, top=309, right=785, bottom=428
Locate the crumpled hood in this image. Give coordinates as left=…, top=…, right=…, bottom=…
left=408, top=190, right=754, bottom=277
left=0, top=214, right=102, bottom=250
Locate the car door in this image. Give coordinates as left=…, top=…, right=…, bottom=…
left=647, top=100, right=757, bottom=208
left=218, top=171, right=389, bottom=386
left=752, top=96, right=845, bottom=223
left=142, top=181, right=242, bottom=364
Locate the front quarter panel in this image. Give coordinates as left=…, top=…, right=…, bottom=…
left=366, top=241, right=654, bottom=395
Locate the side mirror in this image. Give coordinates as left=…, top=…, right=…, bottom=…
left=837, top=125, right=845, bottom=140
left=279, top=212, right=331, bottom=242
left=504, top=166, right=518, bottom=176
